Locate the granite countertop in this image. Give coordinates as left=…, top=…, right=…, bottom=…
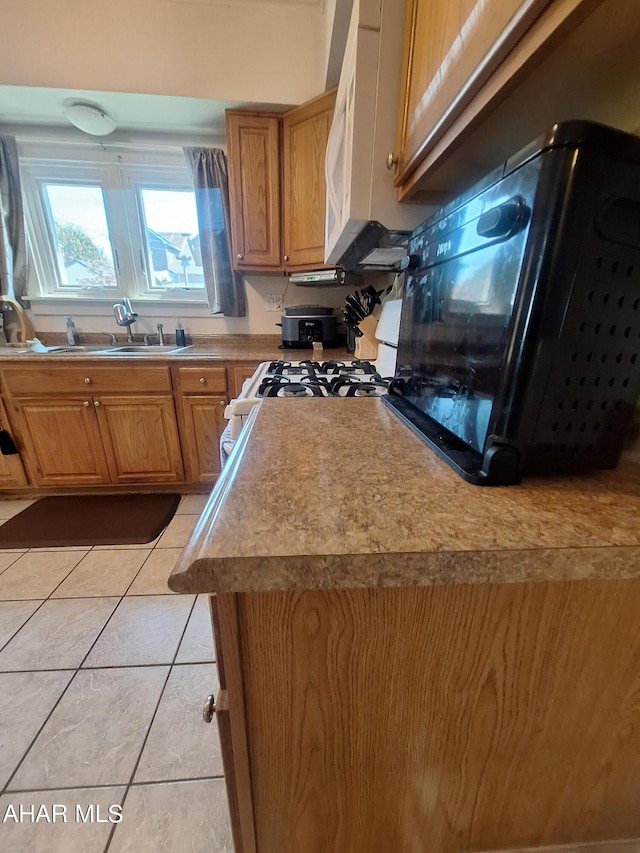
left=168, top=397, right=640, bottom=595
left=0, top=335, right=352, bottom=363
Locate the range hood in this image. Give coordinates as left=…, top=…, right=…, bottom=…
left=288, top=268, right=362, bottom=286
left=324, top=0, right=432, bottom=272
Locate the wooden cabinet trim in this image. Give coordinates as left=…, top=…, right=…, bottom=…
left=214, top=593, right=257, bottom=853
left=0, top=396, right=27, bottom=487
left=2, top=364, right=172, bottom=396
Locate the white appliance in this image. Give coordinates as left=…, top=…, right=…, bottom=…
left=220, top=299, right=403, bottom=465
left=324, top=0, right=430, bottom=267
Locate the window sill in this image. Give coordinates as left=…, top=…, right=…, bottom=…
left=28, top=294, right=210, bottom=306
left=27, top=295, right=222, bottom=318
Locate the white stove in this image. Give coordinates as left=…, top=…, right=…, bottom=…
left=220, top=300, right=402, bottom=464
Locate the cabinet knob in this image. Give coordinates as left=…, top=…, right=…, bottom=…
left=93, top=401, right=101, bottom=408
left=83, top=401, right=90, bottom=407
left=199, top=377, right=207, bottom=384
left=236, top=253, right=244, bottom=261
left=386, top=152, right=398, bottom=170
left=84, top=377, right=92, bottom=384
left=203, top=694, right=216, bottom=723
left=283, top=254, right=289, bottom=262
left=219, top=400, right=226, bottom=407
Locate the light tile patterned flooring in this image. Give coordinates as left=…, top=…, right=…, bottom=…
left=0, top=495, right=233, bottom=853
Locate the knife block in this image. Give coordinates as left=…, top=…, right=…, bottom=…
left=354, top=315, right=378, bottom=360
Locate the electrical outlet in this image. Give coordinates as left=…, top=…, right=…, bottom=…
left=266, top=294, right=283, bottom=312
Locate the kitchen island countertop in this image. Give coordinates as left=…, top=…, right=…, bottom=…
left=169, top=396, right=640, bottom=594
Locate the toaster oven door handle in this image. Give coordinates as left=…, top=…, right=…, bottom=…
left=476, top=197, right=530, bottom=240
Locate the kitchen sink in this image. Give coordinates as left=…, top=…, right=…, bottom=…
left=4, top=344, right=192, bottom=355
left=95, top=345, right=191, bottom=354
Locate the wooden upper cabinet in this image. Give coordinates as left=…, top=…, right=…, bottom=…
left=226, top=90, right=335, bottom=274
left=226, top=113, right=283, bottom=271
left=394, top=0, right=606, bottom=200
left=283, top=90, right=337, bottom=269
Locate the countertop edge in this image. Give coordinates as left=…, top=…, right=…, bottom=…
left=168, top=545, right=640, bottom=595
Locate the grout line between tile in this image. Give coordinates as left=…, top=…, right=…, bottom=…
left=0, top=551, right=26, bottom=578
left=0, top=599, right=49, bottom=656
left=0, top=663, right=177, bottom=674
left=103, top=593, right=199, bottom=852
left=4, top=775, right=225, bottom=796
left=0, top=667, right=80, bottom=797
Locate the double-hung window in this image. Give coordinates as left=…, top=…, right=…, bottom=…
left=21, top=148, right=206, bottom=303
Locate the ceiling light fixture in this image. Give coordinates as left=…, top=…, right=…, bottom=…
left=63, top=102, right=117, bottom=136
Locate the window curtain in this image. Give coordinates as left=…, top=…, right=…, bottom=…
left=183, top=147, right=246, bottom=317
left=0, top=136, right=28, bottom=303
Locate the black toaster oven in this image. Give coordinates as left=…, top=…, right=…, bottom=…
left=384, top=121, right=640, bottom=485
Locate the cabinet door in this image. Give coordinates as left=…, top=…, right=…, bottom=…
left=283, top=90, right=336, bottom=270
left=226, top=113, right=283, bottom=271
left=95, top=395, right=184, bottom=484
left=181, top=395, right=227, bottom=483
left=17, top=398, right=111, bottom=487
left=396, top=0, right=555, bottom=190
left=0, top=398, right=27, bottom=488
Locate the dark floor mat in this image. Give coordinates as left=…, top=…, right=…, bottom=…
left=0, top=494, right=181, bottom=549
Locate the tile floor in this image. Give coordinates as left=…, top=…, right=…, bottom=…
left=0, top=495, right=233, bottom=853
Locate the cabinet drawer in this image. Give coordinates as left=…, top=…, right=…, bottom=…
left=2, top=365, right=172, bottom=396
left=176, top=366, right=227, bottom=394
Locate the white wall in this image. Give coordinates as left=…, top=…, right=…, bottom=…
left=0, top=0, right=325, bottom=107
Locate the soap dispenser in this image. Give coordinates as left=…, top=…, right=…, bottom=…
left=175, top=319, right=186, bottom=347
left=65, top=316, right=77, bottom=346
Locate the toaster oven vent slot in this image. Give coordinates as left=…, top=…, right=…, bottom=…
left=531, top=244, right=640, bottom=471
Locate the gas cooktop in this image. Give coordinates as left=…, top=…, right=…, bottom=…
left=257, top=360, right=391, bottom=398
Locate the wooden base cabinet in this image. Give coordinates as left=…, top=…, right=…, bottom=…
left=95, top=395, right=183, bottom=484
left=15, top=395, right=183, bottom=487
left=180, top=395, right=227, bottom=483
left=17, top=397, right=111, bottom=487
left=3, top=363, right=184, bottom=489
left=173, top=365, right=230, bottom=484
left=211, top=580, right=640, bottom=852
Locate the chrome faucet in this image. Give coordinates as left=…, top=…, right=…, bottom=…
left=157, top=323, right=165, bottom=346
left=113, top=298, right=138, bottom=343
left=102, top=332, right=118, bottom=346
